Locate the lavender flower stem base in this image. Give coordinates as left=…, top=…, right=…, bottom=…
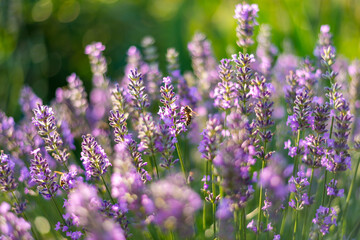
left=101, top=175, right=115, bottom=204
left=151, top=155, right=160, bottom=179
left=175, top=141, right=186, bottom=180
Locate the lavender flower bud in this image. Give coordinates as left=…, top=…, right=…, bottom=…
left=109, top=110, right=128, bottom=143
left=32, top=104, right=69, bottom=164
left=233, top=53, right=255, bottom=115
left=0, top=151, right=18, bottom=192
left=85, top=42, right=107, bottom=87
left=141, top=36, right=158, bottom=64
left=156, top=124, right=178, bottom=169
left=213, top=59, right=236, bottom=110
left=286, top=88, right=313, bottom=132
left=65, top=73, right=88, bottom=116
left=234, top=3, right=259, bottom=48
left=138, top=112, right=158, bottom=155
left=326, top=179, right=344, bottom=197
left=19, top=86, right=43, bottom=119
left=198, top=114, right=223, bottom=162
left=128, top=69, right=149, bottom=111
left=30, top=148, right=59, bottom=199
left=80, top=134, right=111, bottom=180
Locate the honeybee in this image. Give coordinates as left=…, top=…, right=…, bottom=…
left=183, top=105, right=198, bottom=126
left=54, top=171, right=65, bottom=187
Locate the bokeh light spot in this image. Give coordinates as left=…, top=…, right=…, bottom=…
left=34, top=216, right=51, bottom=234
left=32, top=0, right=53, bottom=22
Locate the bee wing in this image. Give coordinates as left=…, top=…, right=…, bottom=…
left=191, top=110, right=199, bottom=116
left=54, top=171, right=64, bottom=175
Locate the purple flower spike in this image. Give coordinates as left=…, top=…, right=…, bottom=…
left=30, top=148, right=59, bottom=199
left=234, top=3, right=259, bottom=48
left=288, top=171, right=310, bottom=210
left=85, top=42, right=107, bottom=87
left=311, top=206, right=337, bottom=236
left=32, top=104, right=69, bottom=164
left=0, top=151, right=18, bottom=192
left=80, top=134, right=111, bottom=180
left=109, top=110, right=128, bottom=143
left=128, top=69, right=149, bottom=111
left=213, top=59, right=236, bottom=110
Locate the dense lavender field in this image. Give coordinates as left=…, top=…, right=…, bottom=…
left=1, top=2, right=360, bottom=240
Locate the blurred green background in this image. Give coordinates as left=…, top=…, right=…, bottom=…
left=1, top=0, right=360, bottom=119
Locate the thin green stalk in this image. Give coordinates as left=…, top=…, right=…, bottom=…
left=293, top=210, right=298, bottom=240
left=234, top=210, right=240, bottom=240
left=151, top=154, right=160, bottom=179
left=321, top=170, right=328, bottom=205
left=203, top=161, right=209, bottom=230
left=101, top=175, right=115, bottom=204
left=175, top=141, right=186, bottom=179
left=256, top=159, right=266, bottom=240
left=51, top=196, right=66, bottom=225
left=341, top=154, right=360, bottom=237
left=292, top=130, right=301, bottom=177
left=301, top=167, right=314, bottom=240
left=242, top=208, right=246, bottom=240
left=212, top=163, right=217, bottom=237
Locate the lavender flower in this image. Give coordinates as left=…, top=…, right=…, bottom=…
left=188, top=33, right=218, bottom=94
left=137, top=112, right=158, bottom=155
left=111, top=84, right=130, bottom=115
left=145, top=174, right=202, bottom=235
left=284, top=71, right=300, bottom=112
left=286, top=88, right=313, bottom=132
left=311, top=206, right=337, bottom=236
left=0, top=151, right=18, bottom=192
left=65, top=73, right=88, bottom=116
left=234, top=3, right=259, bottom=48
left=213, top=59, right=236, bottom=110
left=32, top=104, right=69, bottom=164
left=66, top=182, right=125, bottom=240
left=233, top=53, right=255, bottom=115
left=128, top=69, right=149, bottom=111
left=314, top=25, right=335, bottom=66
left=215, top=112, right=256, bottom=209
left=30, top=148, right=59, bottom=199
left=216, top=199, right=234, bottom=240
left=288, top=171, right=310, bottom=210
left=156, top=123, right=178, bottom=169
left=85, top=42, right=107, bottom=87
left=80, top=134, right=111, bottom=180
left=0, top=202, right=33, bottom=239
left=326, top=179, right=344, bottom=197
left=19, top=86, right=43, bottom=119
left=198, top=114, right=223, bottom=162
left=109, top=110, right=128, bottom=143
left=111, top=142, right=146, bottom=214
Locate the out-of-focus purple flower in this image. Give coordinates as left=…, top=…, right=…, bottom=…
left=66, top=182, right=125, bottom=240
left=274, top=234, right=280, bottom=240
left=247, top=219, right=258, bottom=233
left=0, top=202, right=33, bottom=239
left=284, top=139, right=297, bottom=158
left=311, top=206, right=337, bottom=236
left=234, top=3, right=259, bottom=48
left=253, top=24, right=278, bottom=77
left=19, top=86, right=43, bottom=119
left=213, top=59, right=236, bottom=110
left=215, top=112, right=256, bottom=209
left=156, top=123, right=178, bottom=169
left=137, top=112, right=158, bottom=155
left=85, top=42, right=107, bottom=87
left=314, top=25, right=335, bottom=63
left=216, top=198, right=234, bottom=240
left=111, top=84, right=130, bottom=115
left=30, top=148, right=59, bottom=199
left=188, top=33, right=218, bottom=95
left=111, top=142, right=146, bottom=216
left=65, top=73, right=88, bottom=116
left=288, top=171, right=310, bottom=210
left=0, top=152, right=18, bottom=192
left=145, top=174, right=202, bottom=235
left=32, top=104, right=69, bottom=164
left=198, top=114, right=223, bottom=162
left=80, top=134, right=111, bottom=180
left=60, top=120, right=75, bottom=150
left=273, top=54, right=299, bottom=94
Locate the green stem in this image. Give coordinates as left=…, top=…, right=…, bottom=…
left=242, top=208, right=246, bottom=240
left=301, top=167, right=314, bottom=240
left=175, top=141, right=186, bottom=179
left=234, top=211, right=240, bottom=240
left=321, top=170, right=328, bottom=206
left=293, top=210, right=298, bottom=240
left=341, top=155, right=360, bottom=236
left=257, top=159, right=266, bottom=240
left=292, top=130, right=301, bottom=177
left=101, top=175, right=115, bottom=204
left=151, top=154, right=160, bottom=179
left=203, top=161, right=209, bottom=230
left=212, top=163, right=217, bottom=237
left=51, top=196, right=66, bottom=225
